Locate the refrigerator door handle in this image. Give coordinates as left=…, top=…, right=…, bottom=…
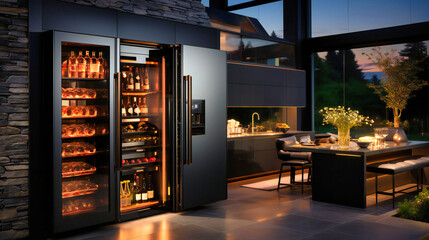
left=115, top=72, right=121, bottom=169
left=184, top=75, right=192, bottom=165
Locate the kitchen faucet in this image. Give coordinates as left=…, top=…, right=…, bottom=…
left=251, top=112, right=260, bottom=134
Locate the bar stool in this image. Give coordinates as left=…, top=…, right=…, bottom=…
left=276, top=136, right=312, bottom=193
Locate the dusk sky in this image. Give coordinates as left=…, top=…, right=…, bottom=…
left=317, top=40, right=429, bottom=80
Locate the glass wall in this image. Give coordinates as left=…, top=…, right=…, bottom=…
left=221, top=31, right=295, bottom=67
left=312, top=0, right=429, bottom=37
left=313, top=41, right=429, bottom=139
left=231, top=0, right=283, bottom=38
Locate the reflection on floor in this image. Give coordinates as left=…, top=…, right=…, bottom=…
left=61, top=174, right=429, bottom=240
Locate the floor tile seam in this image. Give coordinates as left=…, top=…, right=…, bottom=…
left=374, top=216, right=429, bottom=232
left=184, top=219, right=258, bottom=234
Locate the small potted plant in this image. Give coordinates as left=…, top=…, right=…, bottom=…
left=319, top=106, right=374, bottom=149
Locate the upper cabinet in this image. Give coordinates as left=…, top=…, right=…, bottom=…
left=227, top=62, right=306, bottom=107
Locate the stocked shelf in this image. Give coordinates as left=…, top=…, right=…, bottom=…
left=62, top=150, right=107, bottom=159
left=122, top=142, right=160, bottom=148
left=122, top=151, right=158, bottom=160
left=120, top=200, right=160, bottom=213
left=62, top=97, right=107, bottom=100
left=122, top=160, right=159, bottom=169
left=62, top=77, right=107, bottom=81
left=121, top=130, right=158, bottom=136
left=62, top=133, right=109, bottom=139
left=121, top=115, right=159, bottom=120
left=62, top=180, right=99, bottom=199
left=122, top=91, right=158, bottom=96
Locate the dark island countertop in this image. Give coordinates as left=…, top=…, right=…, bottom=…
left=285, top=141, right=429, bottom=157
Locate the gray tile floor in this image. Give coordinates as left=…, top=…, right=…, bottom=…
left=61, top=175, right=429, bottom=240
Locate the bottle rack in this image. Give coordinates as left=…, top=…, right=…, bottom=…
left=119, top=58, right=163, bottom=214
left=60, top=43, right=111, bottom=216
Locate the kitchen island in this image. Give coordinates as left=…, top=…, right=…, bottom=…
left=227, top=130, right=314, bottom=181
left=285, top=141, right=429, bottom=208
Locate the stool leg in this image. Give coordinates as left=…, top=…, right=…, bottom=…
left=392, top=174, right=395, bottom=208
left=301, top=165, right=304, bottom=194
left=277, top=164, right=284, bottom=191
left=291, top=166, right=295, bottom=184
left=417, top=168, right=420, bottom=191
left=375, top=173, right=378, bottom=204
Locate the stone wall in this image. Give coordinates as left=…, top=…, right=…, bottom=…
left=0, top=0, right=29, bottom=239
left=60, top=0, right=210, bottom=26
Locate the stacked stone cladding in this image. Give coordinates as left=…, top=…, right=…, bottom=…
left=0, top=0, right=29, bottom=239
left=60, top=0, right=210, bottom=26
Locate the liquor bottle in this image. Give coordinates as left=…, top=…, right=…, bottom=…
left=127, top=97, right=133, bottom=116
left=77, top=51, right=86, bottom=78
left=121, top=99, right=126, bottom=117
left=135, top=175, right=142, bottom=203
left=124, top=180, right=131, bottom=206
left=147, top=174, right=154, bottom=200
left=62, top=60, right=68, bottom=78
left=98, top=52, right=105, bottom=79
left=127, top=67, right=134, bottom=91
left=141, top=97, right=148, bottom=115
left=121, top=72, right=127, bottom=91
left=133, top=97, right=140, bottom=116
left=135, top=72, right=141, bottom=91
left=68, top=51, right=77, bottom=78
left=143, top=67, right=150, bottom=91
left=90, top=51, right=99, bottom=79
left=120, top=180, right=126, bottom=207
left=141, top=177, right=148, bottom=202
left=84, top=51, right=91, bottom=78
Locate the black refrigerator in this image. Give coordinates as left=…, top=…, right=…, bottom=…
left=46, top=31, right=227, bottom=234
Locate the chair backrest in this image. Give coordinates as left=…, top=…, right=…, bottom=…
left=276, top=136, right=298, bottom=152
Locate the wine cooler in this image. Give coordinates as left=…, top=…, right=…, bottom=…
left=52, top=32, right=116, bottom=233
left=116, top=44, right=170, bottom=219
left=45, top=31, right=226, bottom=235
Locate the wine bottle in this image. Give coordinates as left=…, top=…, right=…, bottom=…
left=127, top=67, right=134, bottom=91
left=133, top=97, right=140, bottom=116
left=121, top=99, right=126, bottom=117
left=62, top=59, right=68, bottom=78
left=98, top=52, right=105, bottom=79
left=84, top=51, right=91, bottom=78
left=68, top=51, right=77, bottom=78
left=141, top=177, right=148, bottom=202
left=143, top=67, right=150, bottom=91
left=147, top=174, right=154, bottom=200
left=121, top=72, right=127, bottom=91
left=127, top=97, right=133, bottom=116
left=90, top=51, right=99, bottom=79
left=135, top=175, right=142, bottom=203
left=134, top=68, right=141, bottom=91
left=141, top=97, right=148, bottom=115
left=77, top=51, right=86, bottom=78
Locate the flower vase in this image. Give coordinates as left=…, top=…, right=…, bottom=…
left=338, top=127, right=350, bottom=149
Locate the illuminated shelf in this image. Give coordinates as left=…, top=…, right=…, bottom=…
left=62, top=133, right=109, bottom=139
left=122, top=91, right=158, bottom=96
left=62, top=97, right=107, bottom=100
left=62, top=115, right=108, bottom=119
left=120, top=200, right=160, bottom=213
left=62, top=77, right=107, bottom=81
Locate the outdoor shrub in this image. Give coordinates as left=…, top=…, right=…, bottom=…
left=397, top=188, right=429, bottom=222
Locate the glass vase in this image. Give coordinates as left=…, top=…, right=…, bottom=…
left=338, top=127, right=350, bottom=149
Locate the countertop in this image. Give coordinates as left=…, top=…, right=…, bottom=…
left=284, top=141, right=429, bottom=157
left=227, top=130, right=314, bottom=140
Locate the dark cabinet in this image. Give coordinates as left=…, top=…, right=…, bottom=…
left=227, top=62, right=306, bottom=107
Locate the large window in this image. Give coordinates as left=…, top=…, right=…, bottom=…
left=221, top=31, right=295, bottom=67
left=231, top=1, right=283, bottom=38
left=312, top=0, right=429, bottom=37
left=313, top=41, right=429, bottom=139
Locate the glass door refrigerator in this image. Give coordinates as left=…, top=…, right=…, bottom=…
left=115, top=43, right=171, bottom=220
left=52, top=32, right=116, bottom=233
